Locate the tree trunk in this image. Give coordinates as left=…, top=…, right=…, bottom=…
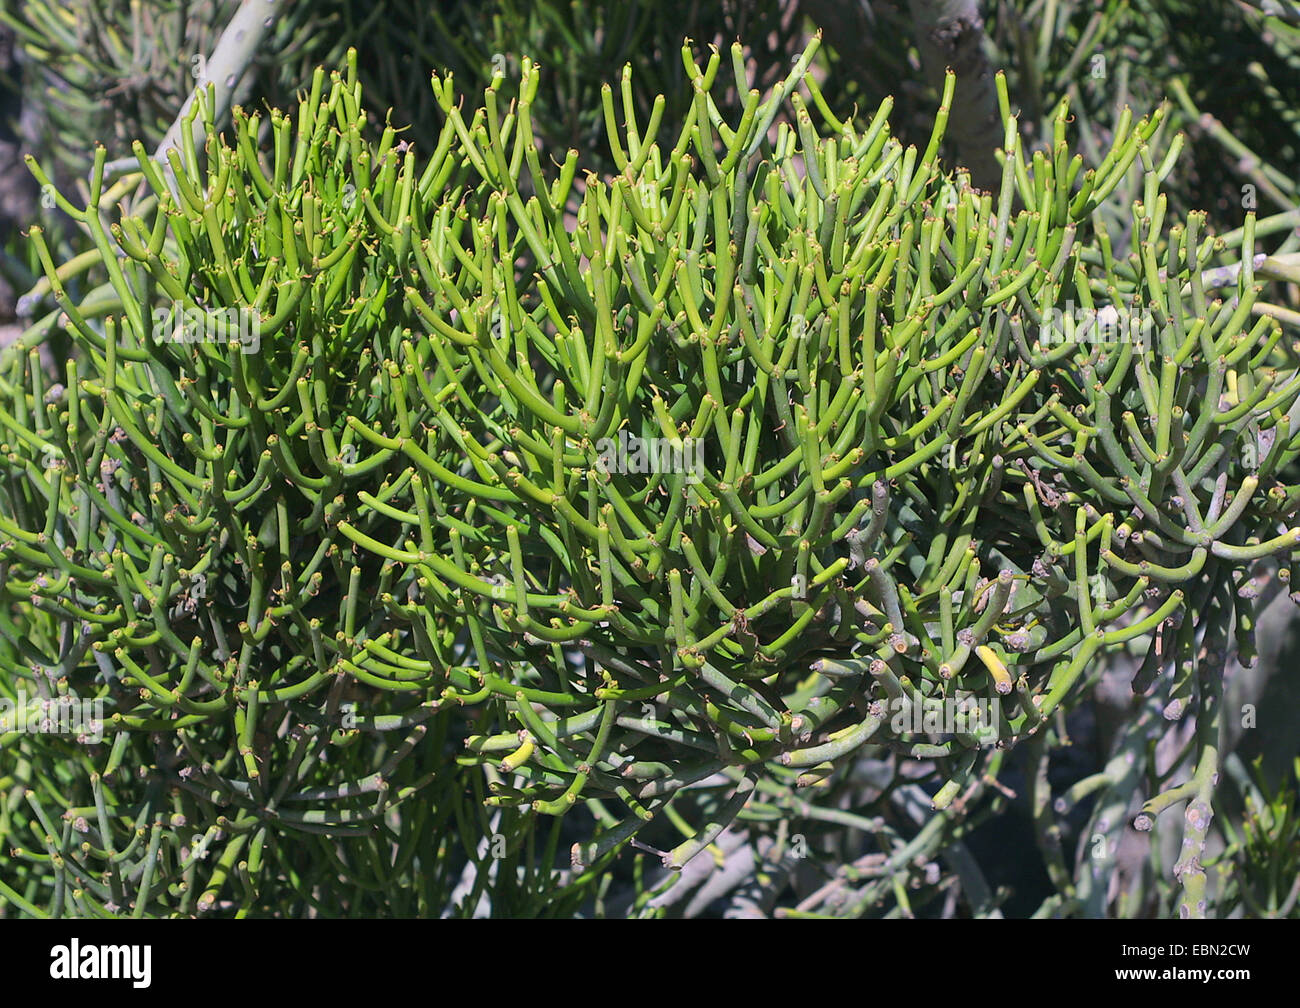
left=906, top=0, right=1002, bottom=192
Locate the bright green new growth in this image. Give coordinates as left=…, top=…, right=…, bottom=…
left=2, top=39, right=1298, bottom=917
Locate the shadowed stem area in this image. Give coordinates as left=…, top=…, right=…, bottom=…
left=907, top=0, right=1002, bottom=191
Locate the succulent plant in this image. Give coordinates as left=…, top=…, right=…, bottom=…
left=2, top=32, right=1299, bottom=917
left=1216, top=754, right=1300, bottom=918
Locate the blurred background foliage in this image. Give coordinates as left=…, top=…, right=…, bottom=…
left=0, top=0, right=1298, bottom=917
